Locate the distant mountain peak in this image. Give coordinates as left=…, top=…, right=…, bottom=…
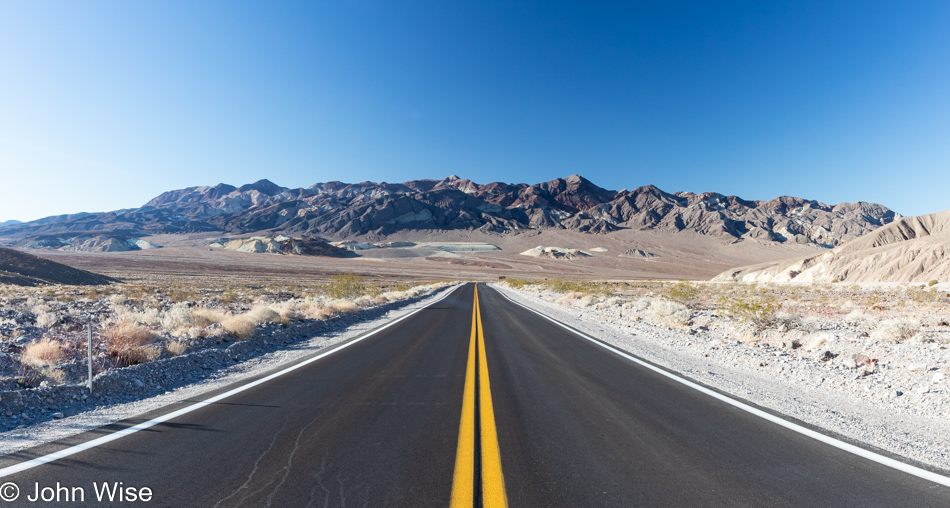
left=238, top=179, right=285, bottom=195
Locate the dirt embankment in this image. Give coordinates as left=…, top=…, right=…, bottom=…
left=0, top=247, right=116, bottom=286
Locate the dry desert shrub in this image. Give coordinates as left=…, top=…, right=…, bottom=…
left=298, top=303, right=332, bottom=320
left=37, top=366, right=66, bottom=385
left=35, top=312, right=58, bottom=328
left=804, top=332, right=832, bottom=351
left=267, top=301, right=298, bottom=323
left=219, top=287, right=239, bottom=304
left=844, top=309, right=869, bottom=327
left=623, top=299, right=651, bottom=311
left=353, top=295, right=375, bottom=308
left=160, top=303, right=194, bottom=333
left=222, top=314, right=257, bottom=339
left=331, top=300, right=358, bottom=314
left=166, top=339, right=192, bottom=356
left=191, top=308, right=229, bottom=328
left=871, top=318, right=918, bottom=343
left=167, top=285, right=197, bottom=302
left=667, top=309, right=693, bottom=327
left=503, top=279, right=534, bottom=290
left=575, top=295, right=596, bottom=308
left=247, top=305, right=284, bottom=325
left=21, top=339, right=65, bottom=368
left=105, top=317, right=159, bottom=366
left=381, top=291, right=407, bottom=302
left=544, top=279, right=610, bottom=296
left=666, top=281, right=700, bottom=307
left=649, top=299, right=685, bottom=318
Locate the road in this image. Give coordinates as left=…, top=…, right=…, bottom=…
left=1, top=283, right=949, bottom=507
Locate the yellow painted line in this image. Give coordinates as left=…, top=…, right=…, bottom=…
left=476, top=285, right=508, bottom=508
left=449, top=289, right=477, bottom=507
left=450, top=285, right=509, bottom=507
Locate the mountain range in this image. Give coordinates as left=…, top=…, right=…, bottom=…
left=0, top=175, right=898, bottom=248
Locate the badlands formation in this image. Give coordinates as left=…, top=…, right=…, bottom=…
left=717, top=209, right=950, bottom=284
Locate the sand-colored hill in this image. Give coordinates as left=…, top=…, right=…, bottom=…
left=216, top=236, right=347, bottom=257
left=520, top=246, right=591, bottom=260
left=715, top=210, right=950, bottom=283
left=619, top=249, right=658, bottom=259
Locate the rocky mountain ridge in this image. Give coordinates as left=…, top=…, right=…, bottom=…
left=0, top=175, right=898, bottom=248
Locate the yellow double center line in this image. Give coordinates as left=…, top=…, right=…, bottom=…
left=450, top=285, right=508, bottom=508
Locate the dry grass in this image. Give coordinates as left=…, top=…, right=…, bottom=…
left=38, top=366, right=66, bottom=385
left=105, top=317, right=158, bottom=366
left=191, top=308, right=229, bottom=328
left=871, top=318, right=919, bottom=342
left=21, top=339, right=65, bottom=368
left=166, top=339, right=192, bottom=356
left=222, top=314, right=257, bottom=339
left=247, top=305, right=284, bottom=325
left=331, top=300, right=358, bottom=314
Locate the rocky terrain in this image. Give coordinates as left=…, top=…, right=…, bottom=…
left=496, top=279, right=950, bottom=470
left=0, top=247, right=115, bottom=286
left=0, top=175, right=897, bottom=249
left=718, top=209, right=950, bottom=284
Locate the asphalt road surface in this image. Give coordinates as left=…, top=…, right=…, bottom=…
left=1, top=283, right=949, bottom=507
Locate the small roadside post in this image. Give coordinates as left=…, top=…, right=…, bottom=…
left=87, top=324, right=93, bottom=393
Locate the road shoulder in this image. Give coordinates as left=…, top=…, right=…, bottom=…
left=0, top=285, right=461, bottom=458
left=490, top=283, right=950, bottom=473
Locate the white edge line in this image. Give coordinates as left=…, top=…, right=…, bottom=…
left=491, top=286, right=950, bottom=489
left=0, top=285, right=462, bottom=479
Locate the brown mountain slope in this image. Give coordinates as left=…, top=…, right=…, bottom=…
left=0, top=247, right=116, bottom=286
left=715, top=209, right=950, bottom=283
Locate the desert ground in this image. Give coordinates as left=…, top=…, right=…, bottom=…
left=22, top=228, right=822, bottom=284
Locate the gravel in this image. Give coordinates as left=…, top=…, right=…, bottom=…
left=491, top=283, right=950, bottom=472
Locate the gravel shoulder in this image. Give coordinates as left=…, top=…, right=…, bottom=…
left=0, top=284, right=459, bottom=457
left=490, top=283, right=950, bottom=473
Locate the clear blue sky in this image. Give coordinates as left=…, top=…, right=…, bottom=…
left=1, top=1, right=948, bottom=222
